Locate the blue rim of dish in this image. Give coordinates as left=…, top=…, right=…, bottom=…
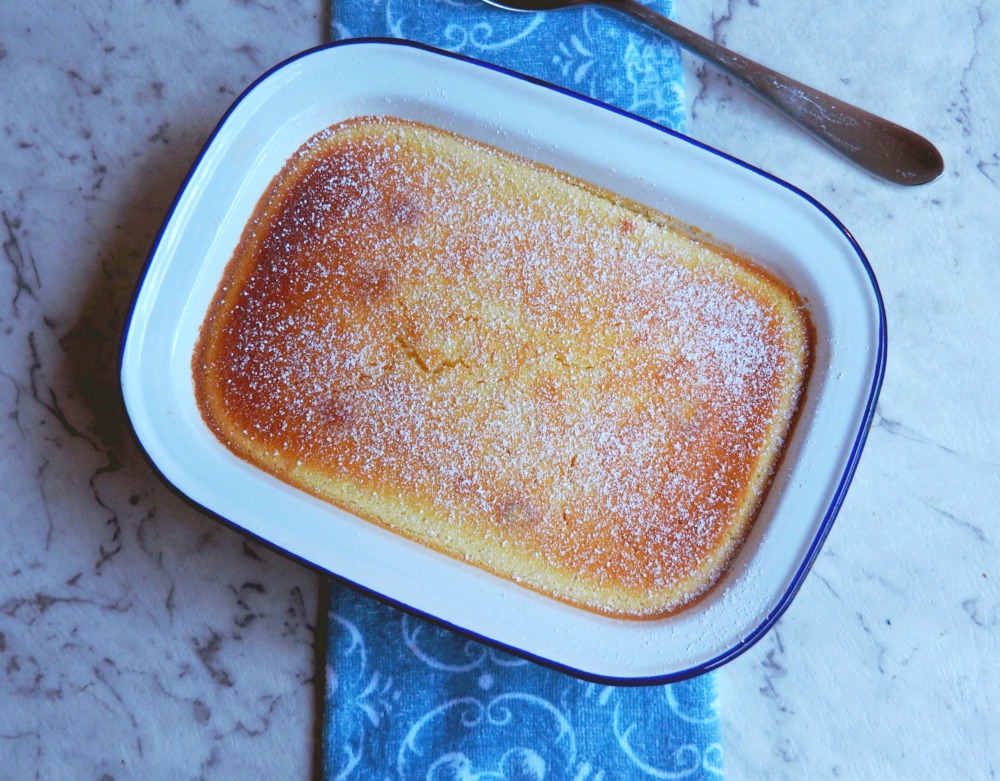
left=119, top=37, right=887, bottom=686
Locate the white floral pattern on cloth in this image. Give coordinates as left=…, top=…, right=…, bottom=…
left=330, top=0, right=686, bottom=131
left=324, top=2, right=709, bottom=777
left=323, top=586, right=723, bottom=779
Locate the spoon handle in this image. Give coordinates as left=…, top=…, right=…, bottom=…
left=602, top=0, right=943, bottom=185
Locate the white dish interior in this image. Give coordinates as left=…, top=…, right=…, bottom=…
left=121, top=40, right=884, bottom=682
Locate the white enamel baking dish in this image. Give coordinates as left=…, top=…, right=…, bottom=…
left=120, top=39, right=885, bottom=683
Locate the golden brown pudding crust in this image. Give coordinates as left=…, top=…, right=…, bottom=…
left=193, top=116, right=812, bottom=618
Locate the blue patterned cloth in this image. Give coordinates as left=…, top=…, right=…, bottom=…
left=330, top=0, right=685, bottom=131
left=324, top=2, right=720, bottom=778
left=324, top=587, right=723, bottom=779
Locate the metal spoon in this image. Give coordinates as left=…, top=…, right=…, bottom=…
left=484, top=0, right=944, bottom=185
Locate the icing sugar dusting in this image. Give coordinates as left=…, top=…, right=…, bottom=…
left=196, top=117, right=809, bottom=614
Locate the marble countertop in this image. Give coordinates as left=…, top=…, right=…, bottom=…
left=2, top=2, right=997, bottom=778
